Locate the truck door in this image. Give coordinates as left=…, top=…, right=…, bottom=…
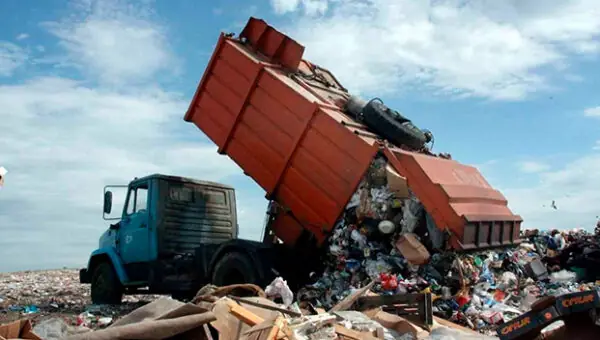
left=119, top=182, right=151, bottom=264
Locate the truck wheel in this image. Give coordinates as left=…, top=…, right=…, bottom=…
left=212, top=252, right=258, bottom=286
left=91, top=262, right=123, bottom=304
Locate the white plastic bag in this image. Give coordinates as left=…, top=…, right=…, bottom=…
left=425, top=326, right=497, bottom=340
left=401, top=196, right=423, bottom=233
left=550, top=270, right=577, bottom=283
left=33, top=318, right=90, bottom=340
left=265, top=277, right=294, bottom=307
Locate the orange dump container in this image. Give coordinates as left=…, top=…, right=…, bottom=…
left=184, top=17, right=522, bottom=250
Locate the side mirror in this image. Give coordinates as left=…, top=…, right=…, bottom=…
left=103, top=190, right=113, bottom=214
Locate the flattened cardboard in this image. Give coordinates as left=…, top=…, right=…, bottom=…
left=395, top=233, right=430, bottom=265
left=386, top=166, right=409, bottom=199
left=0, top=320, right=42, bottom=340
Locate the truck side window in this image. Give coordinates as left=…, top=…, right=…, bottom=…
left=126, top=188, right=135, bottom=215
left=125, top=186, right=148, bottom=215
left=135, top=188, right=148, bottom=212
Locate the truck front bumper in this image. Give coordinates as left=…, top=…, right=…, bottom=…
left=79, top=268, right=91, bottom=284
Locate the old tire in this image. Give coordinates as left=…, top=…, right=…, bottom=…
left=211, top=252, right=258, bottom=287
left=362, top=99, right=427, bottom=150
left=91, top=262, right=123, bottom=304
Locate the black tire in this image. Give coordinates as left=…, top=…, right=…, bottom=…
left=362, top=99, right=428, bottom=150
left=91, top=262, right=123, bottom=304
left=211, top=252, right=258, bottom=287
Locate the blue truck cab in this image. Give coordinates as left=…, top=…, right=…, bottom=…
left=79, top=174, right=299, bottom=304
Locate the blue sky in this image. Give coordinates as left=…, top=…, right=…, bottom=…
left=1, top=0, right=600, bottom=272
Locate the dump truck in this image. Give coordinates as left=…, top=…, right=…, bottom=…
left=80, top=17, right=522, bottom=304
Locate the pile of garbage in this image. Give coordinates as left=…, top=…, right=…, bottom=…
left=295, top=155, right=600, bottom=336
left=3, top=277, right=598, bottom=340
left=1, top=281, right=500, bottom=340
left=0, top=269, right=159, bottom=329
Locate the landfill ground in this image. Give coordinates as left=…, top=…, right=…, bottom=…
left=0, top=269, right=160, bottom=330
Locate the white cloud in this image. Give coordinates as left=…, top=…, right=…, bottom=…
left=0, top=77, right=247, bottom=271
left=0, top=42, right=27, bottom=76
left=504, top=153, right=600, bottom=231
left=271, top=0, right=328, bottom=16
left=0, top=0, right=266, bottom=272
left=271, top=0, right=300, bottom=14
left=269, top=0, right=600, bottom=100
left=16, top=33, right=29, bottom=40
left=518, top=161, right=550, bottom=173
left=43, top=0, right=177, bottom=85
left=564, top=73, right=584, bottom=83
left=584, top=106, right=600, bottom=117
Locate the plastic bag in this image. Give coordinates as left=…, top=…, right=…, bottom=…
left=400, top=196, right=423, bottom=233
left=33, top=318, right=90, bottom=340
left=425, top=213, right=445, bottom=249
left=550, top=270, right=577, bottom=283
left=351, top=229, right=367, bottom=248
left=365, top=259, right=393, bottom=279
left=346, top=191, right=361, bottom=209
left=265, top=277, right=294, bottom=307
left=424, top=326, right=498, bottom=340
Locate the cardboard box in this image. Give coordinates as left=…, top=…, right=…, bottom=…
left=395, top=233, right=430, bottom=265
left=386, top=166, right=409, bottom=199
left=0, top=320, right=41, bottom=340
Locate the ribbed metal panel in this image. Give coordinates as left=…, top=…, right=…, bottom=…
left=156, top=179, right=237, bottom=256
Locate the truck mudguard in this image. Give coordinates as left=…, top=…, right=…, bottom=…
left=87, top=247, right=129, bottom=284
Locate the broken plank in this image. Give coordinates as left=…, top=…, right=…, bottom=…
left=230, top=296, right=302, bottom=317
left=433, top=316, right=480, bottom=335
left=228, top=300, right=265, bottom=326
left=334, top=324, right=380, bottom=340
left=329, top=281, right=374, bottom=313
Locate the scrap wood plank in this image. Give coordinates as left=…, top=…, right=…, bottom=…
left=266, top=316, right=286, bottom=339
left=230, top=296, right=302, bottom=317
left=242, top=316, right=290, bottom=340
left=203, top=324, right=214, bottom=340
left=228, top=300, right=265, bottom=326
left=227, top=301, right=295, bottom=339
left=432, top=316, right=480, bottom=335
left=356, top=292, right=433, bottom=330
left=329, top=281, right=375, bottom=312
left=334, top=324, right=380, bottom=340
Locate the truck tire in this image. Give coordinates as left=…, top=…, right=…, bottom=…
left=211, top=252, right=258, bottom=286
left=361, top=99, right=429, bottom=150
left=91, top=262, right=123, bottom=304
